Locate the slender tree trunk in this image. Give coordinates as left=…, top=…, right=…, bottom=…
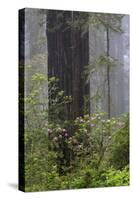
left=71, top=12, right=82, bottom=119
left=88, top=26, right=91, bottom=116
left=107, top=28, right=111, bottom=118
left=83, top=14, right=91, bottom=116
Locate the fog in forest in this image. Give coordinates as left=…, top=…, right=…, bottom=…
left=24, top=9, right=129, bottom=118
left=19, top=8, right=129, bottom=191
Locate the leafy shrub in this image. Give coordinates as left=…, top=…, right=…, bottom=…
left=109, top=114, right=129, bottom=169
left=24, top=73, right=129, bottom=191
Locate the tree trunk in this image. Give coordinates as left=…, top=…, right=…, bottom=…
left=107, top=28, right=111, bottom=119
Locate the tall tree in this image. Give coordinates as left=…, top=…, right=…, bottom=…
left=106, top=28, right=111, bottom=118
left=46, top=10, right=90, bottom=120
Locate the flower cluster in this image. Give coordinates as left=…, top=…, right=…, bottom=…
left=48, top=125, right=69, bottom=144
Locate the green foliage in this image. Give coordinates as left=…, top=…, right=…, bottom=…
left=24, top=73, right=129, bottom=191
left=66, top=113, right=127, bottom=170
left=66, top=13, right=124, bottom=35
left=109, top=114, right=129, bottom=169
left=31, top=73, right=47, bottom=82
left=48, top=76, right=72, bottom=123
left=102, top=165, right=129, bottom=186
left=83, top=55, right=118, bottom=84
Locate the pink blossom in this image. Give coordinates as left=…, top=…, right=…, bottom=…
left=53, top=137, right=58, bottom=142
left=48, top=128, right=52, bottom=133
left=62, top=129, right=66, bottom=132
left=65, top=133, right=68, bottom=137
left=117, top=122, right=124, bottom=128
left=91, top=123, right=95, bottom=127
